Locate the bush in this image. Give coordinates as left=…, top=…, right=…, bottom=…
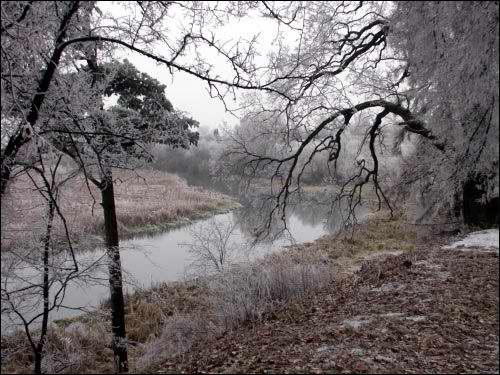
left=137, top=251, right=334, bottom=371
left=210, top=255, right=334, bottom=330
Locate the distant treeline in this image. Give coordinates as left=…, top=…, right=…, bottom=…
left=151, top=126, right=359, bottom=189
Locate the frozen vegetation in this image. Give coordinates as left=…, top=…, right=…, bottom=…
left=1, top=1, right=498, bottom=373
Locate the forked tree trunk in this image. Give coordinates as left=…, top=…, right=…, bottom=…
left=101, top=169, right=128, bottom=373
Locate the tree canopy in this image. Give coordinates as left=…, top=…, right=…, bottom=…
left=1, top=2, right=498, bottom=371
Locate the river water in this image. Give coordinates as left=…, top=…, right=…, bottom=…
left=1, top=193, right=364, bottom=333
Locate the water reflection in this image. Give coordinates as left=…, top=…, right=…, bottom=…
left=232, top=192, right=366, bottom=244
left=2, top=189, right=365, bottom=332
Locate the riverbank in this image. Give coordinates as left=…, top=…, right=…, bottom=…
left=143, top=217, right=498, bottom=374
left=1, top=169, right=239, bottom=248
left=158, top=231, right=498, bottom=373
left=4, top=211, right=497, bottom=373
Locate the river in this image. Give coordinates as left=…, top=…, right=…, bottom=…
left=1, top=193, right=364, bottom=333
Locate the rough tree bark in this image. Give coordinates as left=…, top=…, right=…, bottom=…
left=100, top=168, right=128, bottom=373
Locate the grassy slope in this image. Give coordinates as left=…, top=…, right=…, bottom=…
left=162, top=250, right=498, bottom=374
left=1, top=169, right=239, bottom=248
left=150, top=213, right=499, bottom=374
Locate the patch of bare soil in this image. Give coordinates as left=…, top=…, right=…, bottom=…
left=154, top=246, right=499, bottom=373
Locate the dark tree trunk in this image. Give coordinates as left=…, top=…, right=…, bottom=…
left=34, top=351, right=42, bottom=374
left=32, top=199, right=55, bottom=374
left=101, top=170, right=128, bottom=373
left=462, top=173, right=499, bottom=228
left=0, top=1, right=80, bottom=198
left=1, top=162, right=10, bottom=196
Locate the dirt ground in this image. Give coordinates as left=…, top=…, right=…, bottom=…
left=153, top=242, right=499, bottom=373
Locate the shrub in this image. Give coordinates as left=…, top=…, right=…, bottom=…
left=136, top=251, right=334, bottom=371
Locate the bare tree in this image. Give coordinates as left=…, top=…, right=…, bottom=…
left=182, top=217, right=242, bottom=277
left=216, top=1, right=497, bottom=233
left=1, top=143, right=105, bottom=374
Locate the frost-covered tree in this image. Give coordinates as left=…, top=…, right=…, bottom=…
left=1, top=2, right=274, bottom=371
left=218, top=1, right=498, bottom=231
left=183, top=217, right=242, bottom=277
left=1, top=143, right=105, bottom=374
left=389, top=1, right=499, bottom=225
left=216, top=2, right=446, bottom=230
left=1, top=0, right=299, bottom=195
left=51, top=55, right=200, bottom=372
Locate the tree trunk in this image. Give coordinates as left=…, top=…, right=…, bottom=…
left=34, top=351, right=42, bottom=374
left=1, top=162, right=10, bottom=196
left=462, top=173, right=499, bottom=228
left=101, top=169, right=128, bottom=373
left=32, top=198, right=55, bottom=374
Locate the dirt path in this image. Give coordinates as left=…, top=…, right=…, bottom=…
left=154, top=244, right=499, bottom=373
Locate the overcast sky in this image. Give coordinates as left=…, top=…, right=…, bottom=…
left=100, top=1, right=284, bottom=130
left=114, top=51, right=234, bottom=130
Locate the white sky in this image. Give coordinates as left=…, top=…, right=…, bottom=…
left=113, top=51, right=235, bottom=130
left=99, top=1, right=285, bottom=130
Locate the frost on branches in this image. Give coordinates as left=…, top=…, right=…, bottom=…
left=217, top=1, right=498, bottom=230
left=390, top=1, right=499, bottom=225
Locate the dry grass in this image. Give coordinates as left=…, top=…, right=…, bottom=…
left=1, top=168, right=238, bottom=249
left=287, top=210, right=418, bottom=266
left=1, top=311, right=114, bottom=374
left=159, top=248, right=498, bottom=374
left=136, top=251, right=335, bottom=372
left=1, top=242, right=336, bottom=373
left=3, top=211, right=467, bottom=374
left=123, top=281, right=213, bottom=344
left=0, top=281, right=213, bottom=374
